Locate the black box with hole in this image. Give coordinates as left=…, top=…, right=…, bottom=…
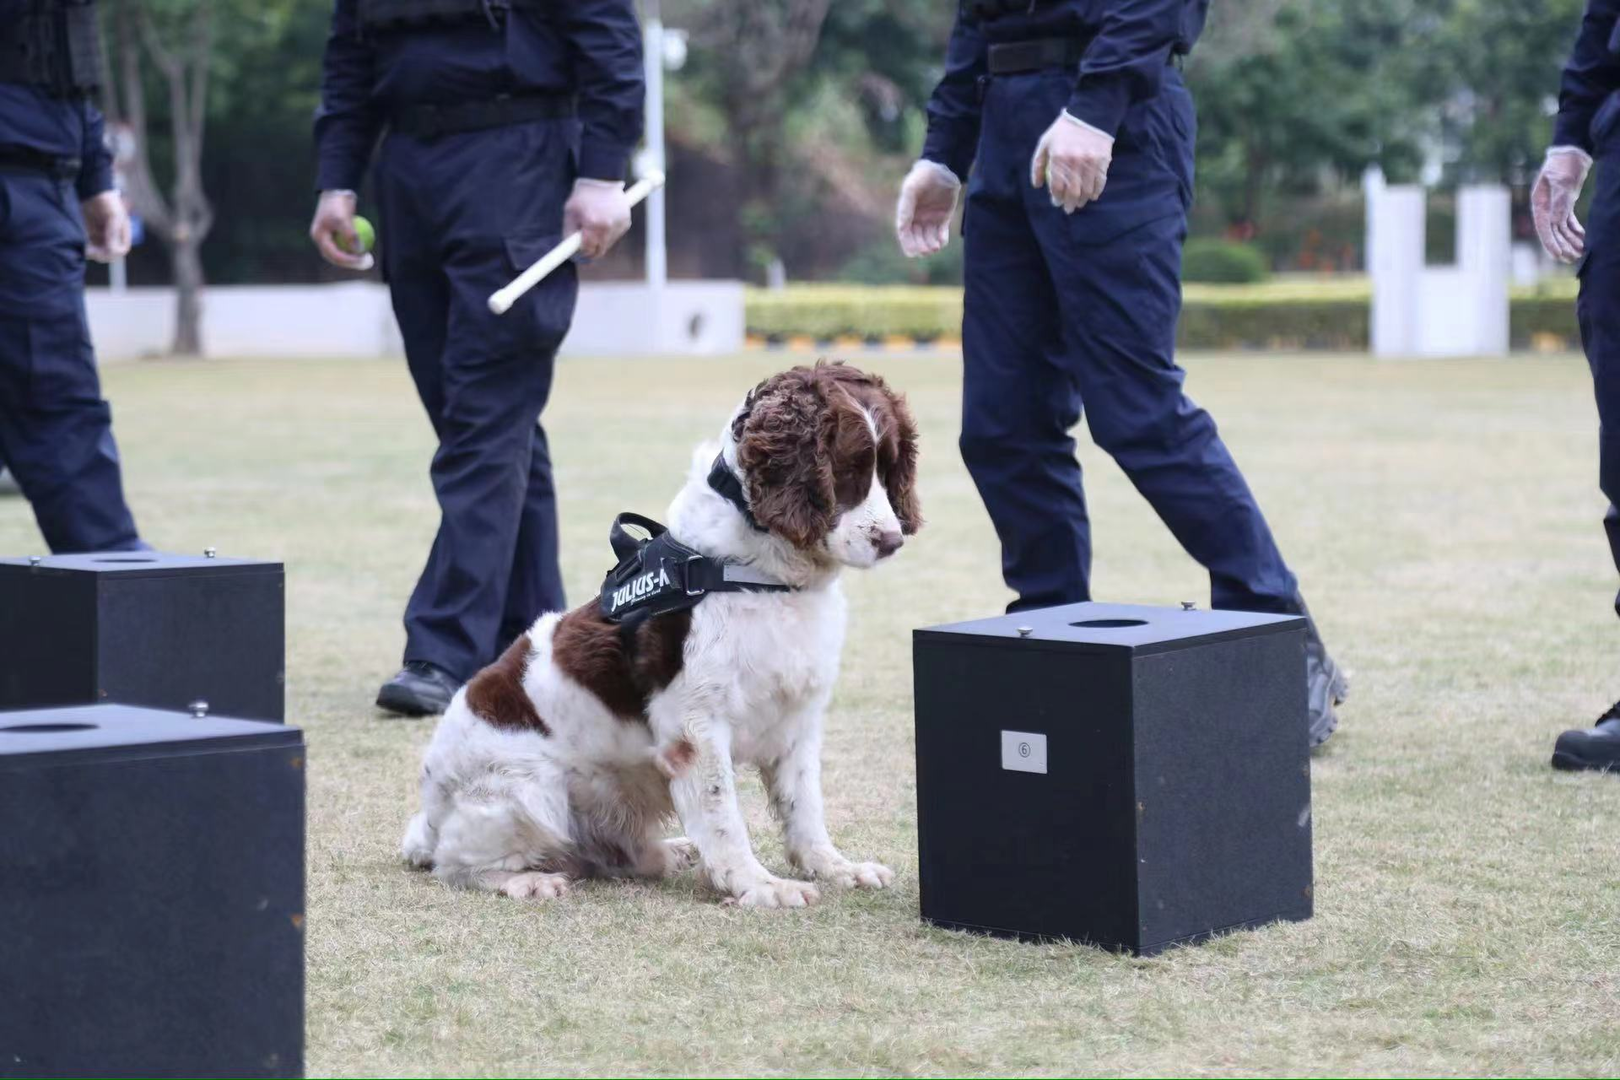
left=0, top=552, right=284, bottom=722
left=912, top=601, right=1313, bottom=955
left=0, top=703, right=304, bottom=1077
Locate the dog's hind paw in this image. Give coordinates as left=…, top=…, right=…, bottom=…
left=499, top=871, right=572, bottom=901
left=661, top=836, right=700, bottom=873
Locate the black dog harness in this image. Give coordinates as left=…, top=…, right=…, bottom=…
left=598, top=513, right=792, bottom=624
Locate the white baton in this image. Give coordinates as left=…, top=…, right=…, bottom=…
left=487, top=170, right=666, bottom=315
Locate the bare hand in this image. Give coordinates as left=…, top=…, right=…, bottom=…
left=564, top=179, right=632, bottom=260
left=1032, top=111, right=1114, bottom=214
left=1532, top=148, right=1592, bottom=264
left=309, top=190, right=372, bottom=271
left=82, top=190, right=131, bottom=263
left=895, top=160, right=962, bottom=258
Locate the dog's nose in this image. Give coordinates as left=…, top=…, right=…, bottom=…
left=875, top=529, right=904, bottom=558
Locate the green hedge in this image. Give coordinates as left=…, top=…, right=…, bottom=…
left=746, top=286, right=964, bottom=341
left=746, top=282, right=1585, bottom=351
left=1510, top=296, right=1580, bottom=349
left=1182, top=239, right=1269, bottom=284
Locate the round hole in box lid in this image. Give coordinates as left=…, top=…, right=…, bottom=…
left=0, top=723, right=98, bottom=734
left=93, top=556, right=157, bottom=563
left=1070, top=618, right=1148, bottom=629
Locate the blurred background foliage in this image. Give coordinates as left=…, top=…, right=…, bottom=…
left=99, top=0, right=1588, bottom=289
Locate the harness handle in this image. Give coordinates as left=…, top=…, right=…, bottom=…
left=609, top=512, right=667, bottom=563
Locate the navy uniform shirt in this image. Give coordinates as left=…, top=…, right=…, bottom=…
left=0, top=0, right=113, bottom=202
left=922, top=0, right=1207, bottom=181
left=1555, top=0, right=1620, bottom=154
left=315, top=0, right=643, bottom=191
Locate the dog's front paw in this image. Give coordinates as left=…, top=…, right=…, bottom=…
left=798, top=847, right=895, bottom=890
left=726, top=876, right=821, bottom=909
left=820, top=860, right=895, bottom=890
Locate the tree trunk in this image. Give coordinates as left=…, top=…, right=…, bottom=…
left=1241, top=146, right=1267, bottom=234
left=690, top=0, right=832, bottom=279
left=104, top=0, right=214, bottom=357
left=170, top=237, right=204, bottom=357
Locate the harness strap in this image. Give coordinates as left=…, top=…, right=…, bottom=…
left=707, top=453, right=766, bottom=533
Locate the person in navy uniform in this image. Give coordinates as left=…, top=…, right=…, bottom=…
left=1534, top=0, right=1620, bottom=772
left=0, top=0, right=143, bottom=555
left=310, top=0, right=644, bottom=716
left=895, top=0, right=1347, bottom=745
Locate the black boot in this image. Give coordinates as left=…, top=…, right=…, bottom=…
left=376, top=661, right=461, bottom=717
left=1552, top=704, right=1620, bottom=773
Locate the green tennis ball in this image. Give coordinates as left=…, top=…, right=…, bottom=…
left=340, top=215, right=375, bottom=255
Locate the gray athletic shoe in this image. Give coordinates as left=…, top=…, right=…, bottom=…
left=1300, top=602, right=1348, bottom=748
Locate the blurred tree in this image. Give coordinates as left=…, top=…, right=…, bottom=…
left=1187, top=0, right=1430, bottom=236
left=1427, top=0, right=1585, bottom=185
left=670, top=0, right=834, bottom=276
left=104, top=0, right=216, bottom=356
left=84, top=0, right=1602, bottom=286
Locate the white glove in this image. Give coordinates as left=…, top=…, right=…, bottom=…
left=564, top=178, right=632, bottom=260
left=1031, top=111, right=1114, bottom=214
left=1532, top=147, right=1593, bottom=264
left=895, top=159, right=962, bottom=258
left=82, top=190, right=132, bottom=263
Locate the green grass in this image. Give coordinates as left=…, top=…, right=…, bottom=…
left=4, top=350, right=1618, bottom=1077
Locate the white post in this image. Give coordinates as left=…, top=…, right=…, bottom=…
left=1455, top=185, right=1511, bottom=356
left=1366, top=169, right=1425, bottom=358
left=643, top=0, right=667, bottom=293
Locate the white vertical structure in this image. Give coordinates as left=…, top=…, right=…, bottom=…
left=1367, top=169, right=1424, bottom=358
left=1365, top=169, right=1511, bottom=357
left=642, top=0, right=667, bottom=293
left=1453, top=185, right=1511, bottom=355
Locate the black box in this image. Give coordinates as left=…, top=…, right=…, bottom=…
left=913, top=601, right=1312, bottom=956
left=0, top=703, right=305, bottom=1078
left=0, top=551, right=284, bottom=722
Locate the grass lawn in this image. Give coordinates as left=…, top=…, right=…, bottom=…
left=4, top=349, right=1618, bottom=1077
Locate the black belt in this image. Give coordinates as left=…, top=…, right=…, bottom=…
left=0, top=144, right=80, bottom=179
left=390, top=92, right=575, bottom=139
left=987, top=36, right=1094, bottom=75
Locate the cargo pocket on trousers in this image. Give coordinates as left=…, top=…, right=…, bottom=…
left=499, top=231, right=578, bottom=356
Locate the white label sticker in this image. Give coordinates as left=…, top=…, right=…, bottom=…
left=1000, top=730, right=1048, bottom=774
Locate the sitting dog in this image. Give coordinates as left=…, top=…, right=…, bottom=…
left=401, top=361, right=921, bottom=908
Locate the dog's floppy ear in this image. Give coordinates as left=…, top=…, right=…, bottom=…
left=735, top=368, right=837, bottom=548
left=812, top=361, right=923, bottom=535
left=881, top=382, right=923, bottom=535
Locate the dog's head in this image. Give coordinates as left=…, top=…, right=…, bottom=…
left=729, top=361, right=921, bottom=569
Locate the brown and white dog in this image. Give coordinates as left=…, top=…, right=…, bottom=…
left=401, top=362, right=921, bottom=907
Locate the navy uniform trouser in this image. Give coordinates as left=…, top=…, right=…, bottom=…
left=375, top=119, right=576, bottom=681
left=1578, top=145, right=1620, bottom=617
left=0, top=170, right=141, bottom=553
left=960, top=66, right=1302, bottom=616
